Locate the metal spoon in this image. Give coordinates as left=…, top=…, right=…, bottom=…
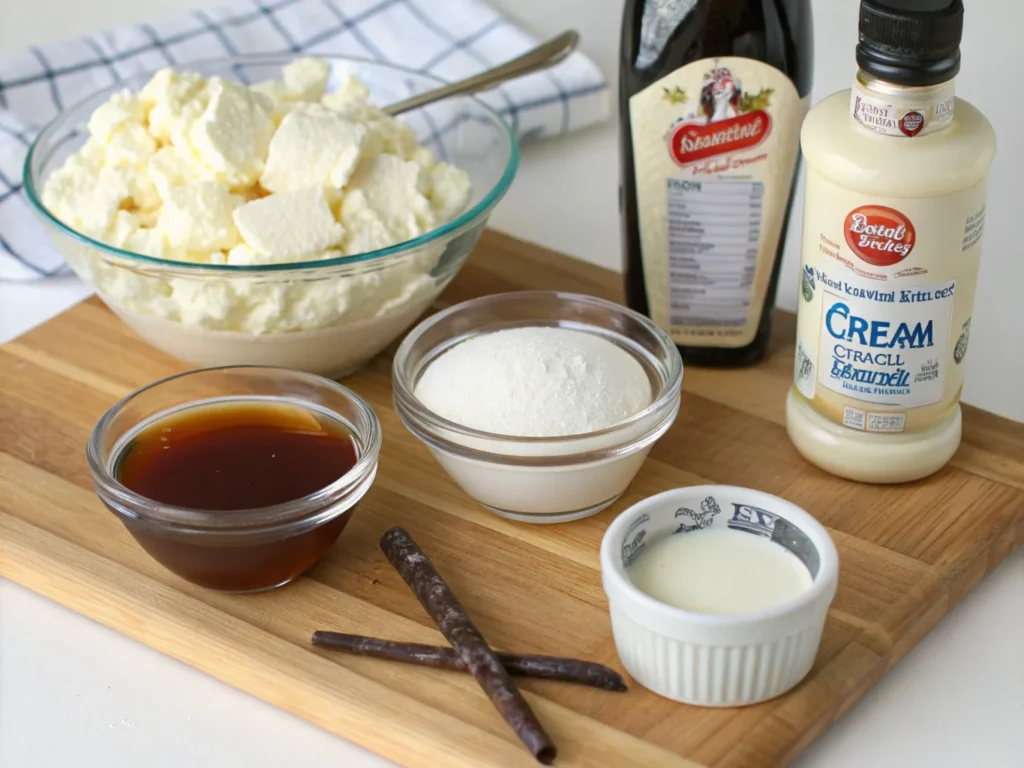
left=383, top=30, right=579, bottom=116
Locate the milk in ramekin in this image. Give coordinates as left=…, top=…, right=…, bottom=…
left=601, top=486, right=839, bottom=706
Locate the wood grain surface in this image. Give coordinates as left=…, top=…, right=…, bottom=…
left=1, top=230, right=1021, bottom=767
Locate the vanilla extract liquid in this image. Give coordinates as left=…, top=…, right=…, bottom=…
left=112, top=400, right=361, bottom=592
left=117, top=401, right=358, bottom=510
left=619, top=0, right=813, bottom=366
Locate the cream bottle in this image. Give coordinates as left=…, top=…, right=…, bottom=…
left=787, top=0, right=995, bottom=483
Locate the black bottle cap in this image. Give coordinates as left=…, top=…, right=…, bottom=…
left=856, top=0, right=963, bottom=86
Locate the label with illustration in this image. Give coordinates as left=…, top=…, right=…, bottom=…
left=628, top=57, right=804, bottom=347
left=794, top=173, right=988, bottom=433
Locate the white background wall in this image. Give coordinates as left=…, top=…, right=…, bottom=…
left=2, top=0, right=1021, bottom=421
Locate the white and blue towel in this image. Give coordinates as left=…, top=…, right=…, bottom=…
left=0, top=0, right=609, bottom=281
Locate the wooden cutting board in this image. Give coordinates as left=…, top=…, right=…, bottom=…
left=1, top=230, right=1021, bottom=767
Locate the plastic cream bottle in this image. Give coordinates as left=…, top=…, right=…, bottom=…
left=787, top=0, right=995, bottom=483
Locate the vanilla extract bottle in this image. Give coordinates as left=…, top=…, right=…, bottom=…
left=619, top=0, right=813, bottom=366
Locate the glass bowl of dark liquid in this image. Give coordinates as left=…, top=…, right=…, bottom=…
left=87, top=366, right=380, bottom=592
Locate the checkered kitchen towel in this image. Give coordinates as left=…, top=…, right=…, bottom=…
left=0, top=0, right=608, bottom=281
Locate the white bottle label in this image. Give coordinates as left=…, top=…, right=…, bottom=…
left=795, top=173, right=987, bottom=433
left=849, top=78, right=955, bottom=138
left=816, top=279, right=953, bottom=408
left=629, top=58, right=804, bottom=347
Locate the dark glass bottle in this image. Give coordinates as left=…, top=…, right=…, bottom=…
left=620, top=0, right=813, bottom=366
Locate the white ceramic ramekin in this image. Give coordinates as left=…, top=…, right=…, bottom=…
left=600, top=486, right=839, bottom=707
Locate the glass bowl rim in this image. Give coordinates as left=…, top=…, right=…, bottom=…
left=392, top=290, right=685, bottom=447
left=86, top=365, right=382, bottom=532
left=22, top=52, right=519, bottom=274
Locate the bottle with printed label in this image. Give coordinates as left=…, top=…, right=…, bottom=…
left=787, top=0, right=995, bottom=483
left=619, top=0, right=813, bottom=366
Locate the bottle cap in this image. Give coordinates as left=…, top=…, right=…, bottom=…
left=856, top=0, right=963, bottom=86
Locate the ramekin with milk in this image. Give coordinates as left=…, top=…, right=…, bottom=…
left=601, top=486, right=839, bottom=706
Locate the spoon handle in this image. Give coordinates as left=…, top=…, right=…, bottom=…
left=383, top=30, right=579, bottom=116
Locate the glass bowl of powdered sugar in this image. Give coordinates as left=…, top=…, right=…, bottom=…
left=392, top=291, right=683, bottom=524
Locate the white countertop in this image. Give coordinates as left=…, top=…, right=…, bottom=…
left=1, top=2, right=1022, bottom=766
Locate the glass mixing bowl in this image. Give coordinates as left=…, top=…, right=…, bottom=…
left=24, top=55, right=518, bottom=378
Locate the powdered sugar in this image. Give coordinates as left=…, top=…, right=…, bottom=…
left=413, top=326, right=652, bottom=437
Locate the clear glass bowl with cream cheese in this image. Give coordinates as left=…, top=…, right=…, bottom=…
left=392, top=291, right=684, bottom=524
left=24, top=55, right=518, bottom=378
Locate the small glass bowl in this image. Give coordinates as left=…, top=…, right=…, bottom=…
left=87, top=366, right=380, bottom=592
left=393, top=291, right=683, bottom=524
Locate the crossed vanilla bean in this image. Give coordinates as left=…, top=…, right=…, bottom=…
left=311, top=631, right=627, bottom=692
left=379, top=526, right=557, bottom=765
